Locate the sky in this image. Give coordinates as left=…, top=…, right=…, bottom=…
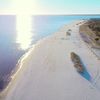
left=0, top=0, right=100, bottom=14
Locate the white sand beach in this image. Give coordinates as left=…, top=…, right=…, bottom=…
left=2, top=20, right=100, bottom=100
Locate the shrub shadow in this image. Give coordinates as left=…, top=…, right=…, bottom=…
left=78, top=61, right=92, bottom=82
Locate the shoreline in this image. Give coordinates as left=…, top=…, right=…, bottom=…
left=0, top=45, right=36, bottom=99
left=1, top=20, right=100, bottom=100
left=0, top=21, right=63, bottom=96
left=0, top=20, right=83, bottom=99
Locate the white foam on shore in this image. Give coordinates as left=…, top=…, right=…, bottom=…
left=3, top=20, right=100, bottom=100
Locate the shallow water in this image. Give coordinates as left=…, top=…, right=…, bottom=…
left=0, top=15, right=100, bottom=91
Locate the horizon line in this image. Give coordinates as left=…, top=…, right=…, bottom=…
left=0, top=14, right=100, bottom=16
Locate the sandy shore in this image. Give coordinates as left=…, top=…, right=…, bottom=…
left=2, top=20, right=100, bottom=100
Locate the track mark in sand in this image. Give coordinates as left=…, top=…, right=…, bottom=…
left=71, top=36, right=82, bottom=48
left=89, top=69, right=100, bottom=91
left=60, top=37, right=69, bottom=41
left=44, top=47, right=57, bottom=72
left=46, top=56, right=56, bottom=72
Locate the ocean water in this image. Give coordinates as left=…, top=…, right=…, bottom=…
left=0, top=15, right=100, bottom=91
left=32, top=15, right=100, bottom=43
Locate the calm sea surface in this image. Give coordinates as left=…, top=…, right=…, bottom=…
left=0, top=15, right=100, bottom=91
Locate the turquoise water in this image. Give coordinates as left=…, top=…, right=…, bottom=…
left=0, top=15, right=100, bottom=91
left=32, top=15, right=100, bottom=43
